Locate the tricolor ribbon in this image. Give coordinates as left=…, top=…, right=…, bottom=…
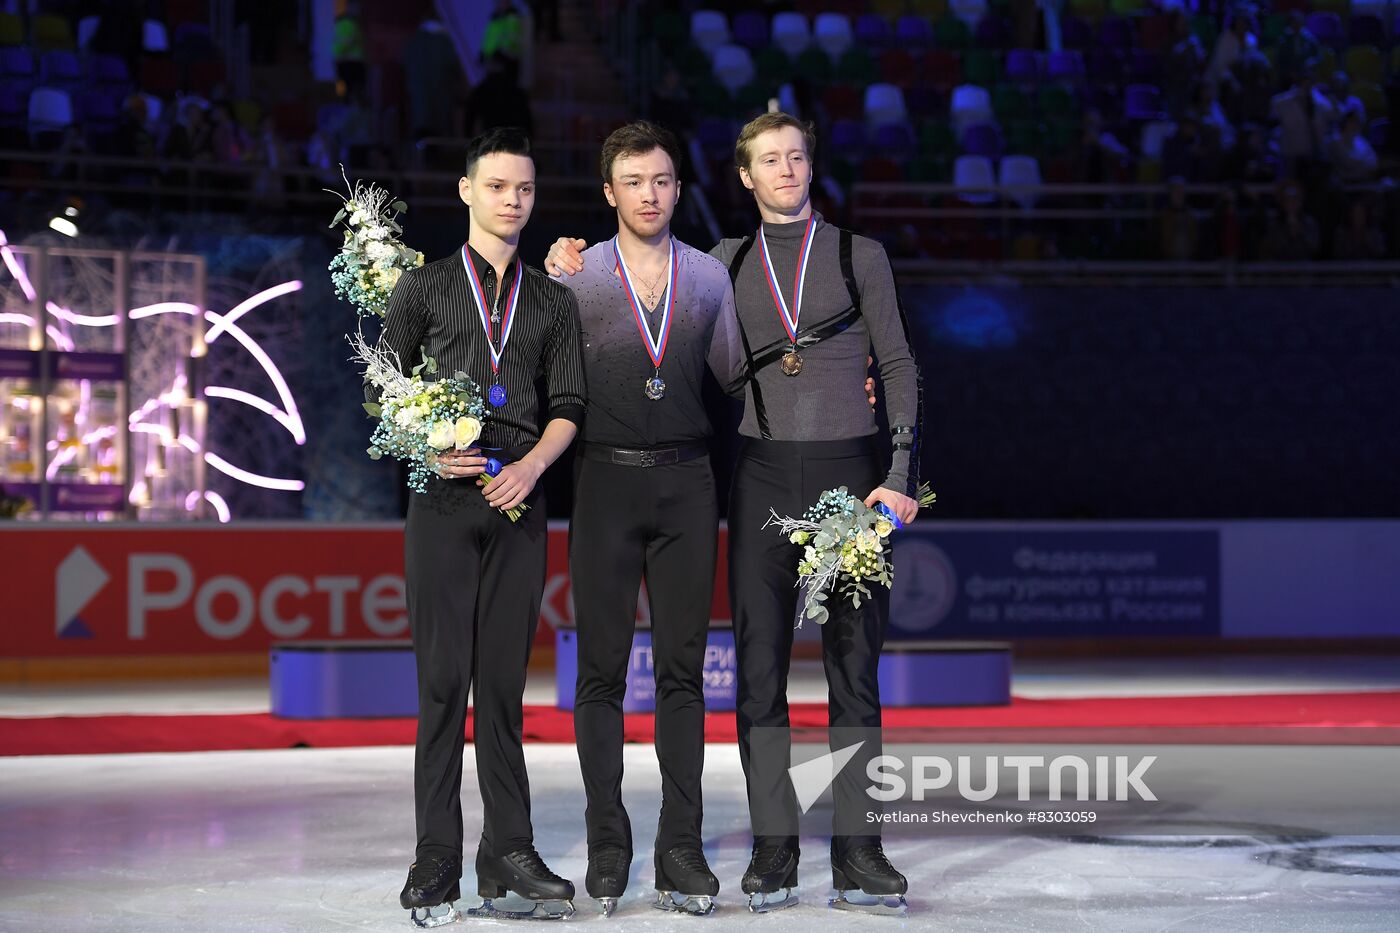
left=613, top=236, right=676, bottom=370
left=757, top=215, right=816, bottom=344
left=461, top=245, right=522, bottom=377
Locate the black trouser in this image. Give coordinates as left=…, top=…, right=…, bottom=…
left=729, top=437, right=888, bottom=860
left=571, top=455, right=717, bottom=857
left=406, top=465, right=546, bottom=863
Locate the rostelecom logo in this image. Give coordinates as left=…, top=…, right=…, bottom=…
left=55, top=546, right=109, bottom=639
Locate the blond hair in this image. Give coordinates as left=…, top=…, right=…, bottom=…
left=734, top=112, right=816, bottom=172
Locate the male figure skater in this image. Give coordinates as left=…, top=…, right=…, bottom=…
left=381, top=127, right=586, bottom=925
left=546, top=112, right=924, bottom=913
left=557, top=120, right=743, bottom=917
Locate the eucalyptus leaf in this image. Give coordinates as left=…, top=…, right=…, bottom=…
left=362, top=401, right=382, bottom=417
left=392, top=200, right=407, bottom=213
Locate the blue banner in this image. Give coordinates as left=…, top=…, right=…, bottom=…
left=888, top=529, right=1221, bottom=638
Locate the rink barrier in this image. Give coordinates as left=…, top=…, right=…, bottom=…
left=270, top=640, right=417, bottom=719
left=877, top=640, right=1013, bottom=707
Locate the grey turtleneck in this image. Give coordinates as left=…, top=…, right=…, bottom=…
left=710, top=211, right=922, bottom=495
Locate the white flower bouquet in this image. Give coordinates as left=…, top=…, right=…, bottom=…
left=352, top=332, right=528, bottom=521
left=327, top=170, right=424, bottom=320
left=763, top=484, right=936, bottom=626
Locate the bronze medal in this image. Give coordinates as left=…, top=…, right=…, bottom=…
left=781, top=350, right=804, bottom=376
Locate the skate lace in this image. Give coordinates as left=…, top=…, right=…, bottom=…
left=850, top=844, right=895, bottom=873
left=511, top=845, right=561, bottom=881
left=668, top=847, right=709, bottom=874
left=751, top=845, right=791, bottom=873
left=412, top=855, right=456, bottom=886
left=592, top=848, right=628, bottom=875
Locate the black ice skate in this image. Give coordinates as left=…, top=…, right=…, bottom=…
left=586, top=845, right=631, bottom=917
left=740, top=843, right=799, bottom=913
left=829, top=842, right=909, bottom=916
left=653, top=845, right=719, bottom=916
left=400, top=854, right=463, bottom=928
left=468, top=844, right=577, bottom=921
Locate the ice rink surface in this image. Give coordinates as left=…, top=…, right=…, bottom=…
left=2, top=743, right=1398, bottom=932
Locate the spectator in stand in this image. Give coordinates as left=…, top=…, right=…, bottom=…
left=1193, top=80, right=1235, bottom=150
left=1071, top=108, right=1130, bottom=183
left=1224, top=122, right=1277, bottom=183
left=1158, top=177, right=1199, bottom=260
left=1332, top=198, right=1387, bottom=259
left=1205, top=9, right=1257, bottom=90
left=1209, top=187, right=1243, bottom=260
left=1272, top=64, right=1334, bottom=180
left=405, top=16, right=461, bottom=141
left=1261, top=181, right=1320, bottom=260
left=1225, top=49, right=1276, bottom=127
left=116, top=94, right=157, bottom=160
left=650, top=66, right=695, bottom=139
left=464, top=53, right=535, bottom=139
left=207, top=101, right=247, bottom=163
left=1328, top=72, right=1365, bottom=127
left=483, top=0, right=525, bottom=71
left=1328, top=109, right=1379, bottom=183
left=249, top=113, right=286, bottom=209
left=1162, top=115, right=1222, bottom=182
left=1275, top=12, right=1321, bottom=91
left=333, top=0, right=367, bottom=98
left=163, top=98, right=213, bottom=162
left=1166, top=12, right=1207, bottom=117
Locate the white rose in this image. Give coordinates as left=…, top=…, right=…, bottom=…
left=426, top=421, right=455, bottom=450
left=393, top=407, right=416, bottom=429
left=365, top=224, right=389, bottom=241
left=366, top=240, right=395, bottom=261
left=454, top=416, right=482, bottom=449
left=875, top=519, right=894, bottom=538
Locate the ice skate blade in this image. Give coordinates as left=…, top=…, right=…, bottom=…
left=828, top=891, right=908, bottom=917
left=466, top=897, right=576, bottom=921
left=746, top=889, right=798, bottom=913
left=408, top=901, right=461, bottom=927
left=595, top=896, right=617, bottom=918
left=654, top=891, right=716, bottom=916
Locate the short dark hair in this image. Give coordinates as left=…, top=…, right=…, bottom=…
left=464, top=127, right=532, bottom=178
left=599, top=120, right=682, bottom=183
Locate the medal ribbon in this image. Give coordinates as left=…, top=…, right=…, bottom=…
left=757, top=215, right=816, bottom=344
left=612, top=236, right=676, bottom=370
left=461, top=245, right=522, bottom=377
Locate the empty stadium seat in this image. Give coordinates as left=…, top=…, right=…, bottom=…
left=998, top=154, right=1042, bottom=208
left=864, top=83, right=908, bottom=126
left=691, top=10, right=730, bottom=55
left=953, top=154, right=997, bottom=204
left=731, top=11, right=768, bottom=49
left=1139, top=120, right=1176, bottom=159
left=773, top=12, right=812, bottom=57
left=143, top=19, right=169, bottom=53
left=711, top=44, right=755, bottom=93
left=28, top=86, right=73, bottom=131
left=950, top=83, right=993, bottom=133
left=77, top=15, right=100, bottom=51
left=33, top=15, right=74, bottom=51
left=962, top=122, right=1004, bottom=158
left=1004, top=49, right=1040, bottom=83
left=952, top=0, right=990, bottom=28
left=812, top=13, right=851, bottom=59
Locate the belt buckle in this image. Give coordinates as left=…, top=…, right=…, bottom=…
left=638, top=450, right=657, bottom=468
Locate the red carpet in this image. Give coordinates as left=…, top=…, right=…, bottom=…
left=4, top=691, right=1400, bottom=756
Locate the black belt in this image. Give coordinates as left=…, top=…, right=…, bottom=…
left=581, top=442, right=708, bottom=468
